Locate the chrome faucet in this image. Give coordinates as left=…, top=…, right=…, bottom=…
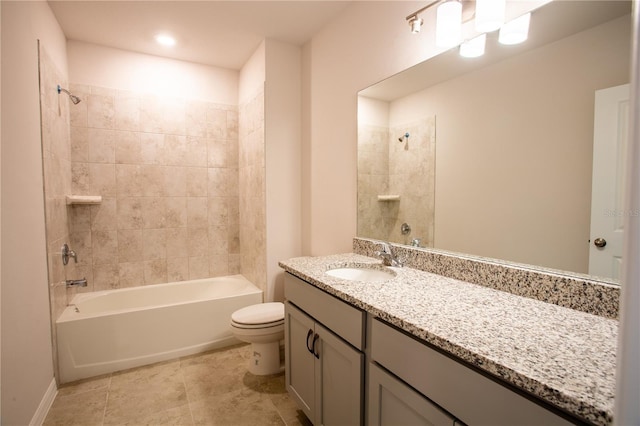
left=375, top=242, right=403, bottom=267
left=61, top=243, right=78, bottom=265
left=66, top=278, right=87, bottom=288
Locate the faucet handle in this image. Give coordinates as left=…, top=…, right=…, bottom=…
left=61, top=243, right=78, bottom=265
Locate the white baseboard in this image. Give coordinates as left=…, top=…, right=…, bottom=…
left=29, top=378, right=57, bottom=426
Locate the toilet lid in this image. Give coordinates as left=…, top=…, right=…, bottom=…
left=231, top=302, right=284, bottom=326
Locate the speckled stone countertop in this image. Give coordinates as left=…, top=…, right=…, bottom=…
left=279, top=253, right=618, bottom=426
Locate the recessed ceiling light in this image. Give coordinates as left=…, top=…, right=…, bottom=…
left=155, top=34, right=176, bottom=47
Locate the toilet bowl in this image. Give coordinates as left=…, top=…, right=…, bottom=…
left=230, top=302, right=284, bottom=375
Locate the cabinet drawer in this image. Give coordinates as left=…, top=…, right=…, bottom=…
left=285, top=273, right=365, bottom=350
left=371, top=319, right=572, bottom=426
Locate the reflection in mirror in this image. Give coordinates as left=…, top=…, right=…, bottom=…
left=357, top=1, right=631, bottom=282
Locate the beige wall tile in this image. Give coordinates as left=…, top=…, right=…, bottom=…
left=209, top=255, right=229, bottom=277
left=115, top=131, right=142, bottom=164
left=115, top=93, right=141, bottom=131
left=71, top=162, right=90, bottom=194
left=166, top=228, right=188, bottom=257
left=90, top=163, right=117, bottom=196
left=117, top=229, right=143, bottom=262
left=187, top=227, right=208, bottom=257
left=71, top=126, right=89, bottom=162
left=88, top=128, right=116, bottom=163
left=143, top=228, right=167, bottom=260
left=167, top=257, right=189, bottom=283
left=140, top=133, right=165, bottom=165
left=93, top=263, right=119, bottom=291
left=92, top=230, right=118, bottom=265
left=87, top=93, right=115, bottom=129
left=208, top=225, right=229, bottom=255
left=207, top=197, right=229, bottom=226
left=165, top=197, right=187, bottom=228
left=164, top=166, right=187, bottom=197
left=141, top=197, right=166, bottom=229
left=90, top=197, right=117, bottom=231
left=144, top=259, right=167, bottom=285
left=119, top=262, right=144, bottom=288
left=188, top=257, right=209, bottom=280
left=187, top=197, right=208, bottom=228
left=186, top=100, right=208, bottom=137
left=117, top=197, right=144, bottom=230
left=186, top=168, right=208, bottom=197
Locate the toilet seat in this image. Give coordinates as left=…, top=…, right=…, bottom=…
left=230, top=302, right=284, bottom=329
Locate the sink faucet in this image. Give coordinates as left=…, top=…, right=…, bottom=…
left=375, top=242, right=403, bottom=267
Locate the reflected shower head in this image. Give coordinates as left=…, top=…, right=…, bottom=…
left=57, top=85, right=81, bottom=105
left=398, top=132, right=410, bottom=142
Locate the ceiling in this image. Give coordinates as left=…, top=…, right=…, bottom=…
left=48, top=1, right=353, bottom=70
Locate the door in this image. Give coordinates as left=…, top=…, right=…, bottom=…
left=589, top=84, right=630, bottom=279
left=368, top=363, right=455, bottom=426
left=315, top=322, right=363, bottom=426
left=285, top=302, right=316, bottom=421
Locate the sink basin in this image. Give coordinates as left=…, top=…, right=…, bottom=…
left=325, top=266, right=395, bottom=282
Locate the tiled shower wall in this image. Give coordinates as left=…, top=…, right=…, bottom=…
left=357, top=116, right=436, bottom=246
left=67, top=83, right=241, bottom=291
left=38, top=43, right=72, bottom=375
left=238, top=86, right=267, bottom=292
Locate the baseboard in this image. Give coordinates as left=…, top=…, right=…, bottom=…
left=29, top=378, right=57, bottom=426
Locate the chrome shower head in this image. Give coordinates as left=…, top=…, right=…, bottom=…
left=398, top=132, right=410, bottom=142
left=57, top=85, right=81, bottom=105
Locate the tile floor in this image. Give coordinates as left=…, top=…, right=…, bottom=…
left=44, top=344, right=312, bottom=426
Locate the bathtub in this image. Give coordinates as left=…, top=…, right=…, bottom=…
left=56, top=274, right=262, bottom=384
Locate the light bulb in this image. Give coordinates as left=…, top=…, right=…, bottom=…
left=499, top=13, right=531, bottom=45
left=460, top=33, right=486, bottom=58
left=475, top=0, right=505, bottom=33
left=155, top=34, right=176, bottom=47
left=436, top=0, right=462, bottom=48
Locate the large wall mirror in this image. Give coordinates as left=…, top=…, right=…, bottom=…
left=357, top=0, right=631, bottom=283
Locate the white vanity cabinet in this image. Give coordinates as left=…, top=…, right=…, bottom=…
left=284, top=273, right=365, bottom=425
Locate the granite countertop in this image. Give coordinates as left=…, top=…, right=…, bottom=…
left=279, top=253, right=618, bottom=426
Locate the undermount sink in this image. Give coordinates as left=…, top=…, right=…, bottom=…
left=325, top=265, right=396, bottom=282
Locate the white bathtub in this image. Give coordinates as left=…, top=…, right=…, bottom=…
left=56, top=274, right=262, bottom=384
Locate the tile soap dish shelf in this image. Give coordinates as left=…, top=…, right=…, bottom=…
left=66, top=195, right=102, bottom=205
left=377, top=195, right=400, bottom=201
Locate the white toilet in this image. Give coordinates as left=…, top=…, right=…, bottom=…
left=230, top=302, right=285, bottom=375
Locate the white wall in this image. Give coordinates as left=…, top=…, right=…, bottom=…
left=68, top=40, right=238, bottom=105
left=265, top=40, right=301, bottom=302
left=1, top=1, right=66, bottom=423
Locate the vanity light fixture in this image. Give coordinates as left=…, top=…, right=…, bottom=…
left=499, top=13, right=531, bottom=45
left=475, top=0, right=506, bottom=33
left=459, top=33, right=486, bottom=58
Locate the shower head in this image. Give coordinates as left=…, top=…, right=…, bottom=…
left=57, top=85, right=81, bottom=105
left=398, top=132, right=410, bottom=142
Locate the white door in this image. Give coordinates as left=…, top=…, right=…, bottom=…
left=589, top=84, right=630, bottom=279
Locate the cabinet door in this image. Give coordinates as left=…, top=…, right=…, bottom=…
left=285, top=302, right=316, bottom=421
left=369, top=363, right=455, bottom=426
left=315, top=322, right=364, bottom=426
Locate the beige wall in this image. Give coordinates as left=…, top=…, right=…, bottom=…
left=386, top=15, right=630, bottom=273
left=1, top=1, right=66, bottom=423
left=265, top=40, right=301, bottom=302
left=239, top=43, right=267, bottom=294
left=68, top=41, right=238, bottom=105
left=302, top=1, right=550, bottom=256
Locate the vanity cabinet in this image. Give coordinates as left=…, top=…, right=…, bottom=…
left=369, top=363, right=458, bottom=426
left=284, top=273, right=365, bottom=425
left=370, top=318, right=573, bottom=426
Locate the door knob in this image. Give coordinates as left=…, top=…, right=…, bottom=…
left=594, top=238, right=607, bottom=248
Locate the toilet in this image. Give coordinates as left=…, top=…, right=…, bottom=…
left=230, top=302, right=285, bottom=375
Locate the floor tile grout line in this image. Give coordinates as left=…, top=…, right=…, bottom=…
left=178, top=356, right=197, bottom=426
left=100, top=374, right=113, bottom=426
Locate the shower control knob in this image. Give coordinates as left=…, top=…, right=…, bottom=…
left=593, top=238, right=607, bottom=248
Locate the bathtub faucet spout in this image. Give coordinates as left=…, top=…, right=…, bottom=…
left=66, top=278, right=87, bottom=288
